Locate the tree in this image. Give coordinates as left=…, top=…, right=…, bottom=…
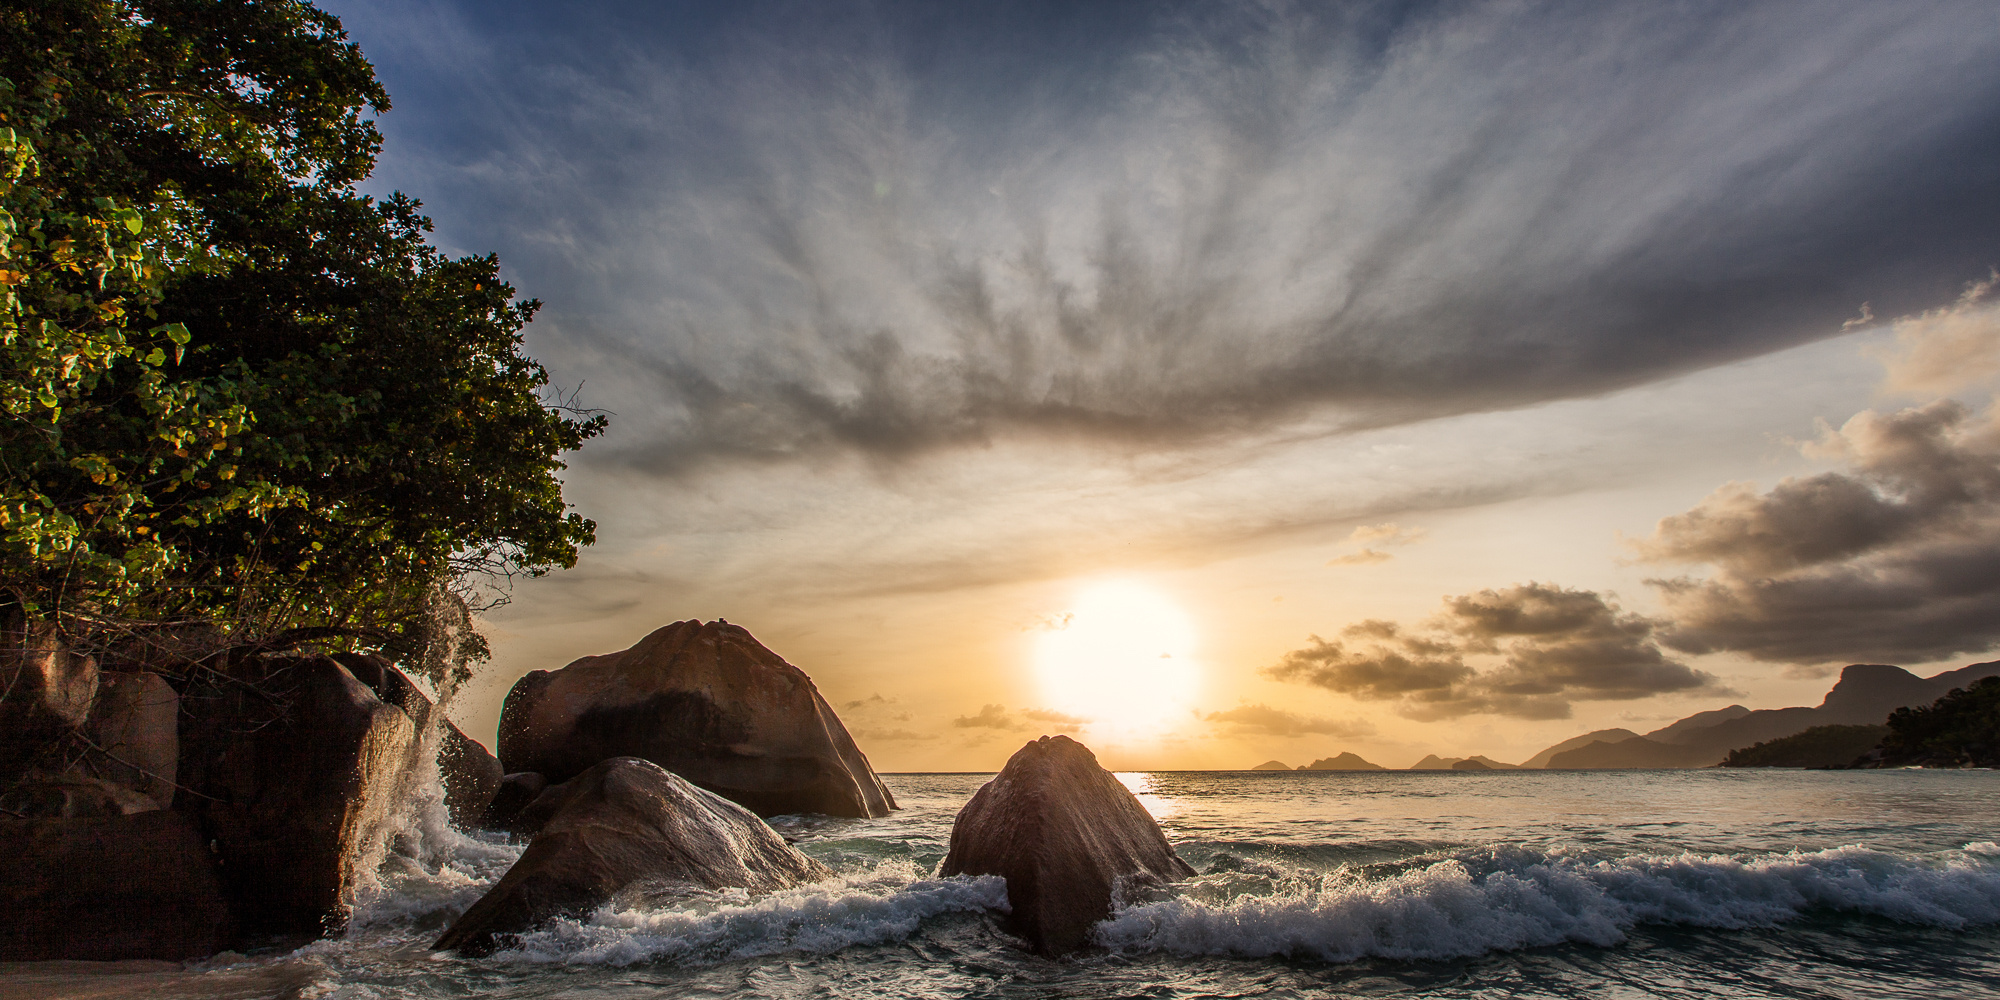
left=1873, top=677, right=2000, bottom=768
left=1, top=0, right=603, bottom=680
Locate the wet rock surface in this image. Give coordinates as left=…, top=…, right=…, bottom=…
left=335, top=653, right=504, bottom=825
left=497, top=620, right=894, bottom=818
left=940, top=735, right=1194, bottom=956
left=178, top=656, right=418, bottom=934
left=434, top=757, right=832, bottom=954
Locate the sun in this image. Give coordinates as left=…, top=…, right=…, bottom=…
left=1032, top=580, right=1200, bottom=736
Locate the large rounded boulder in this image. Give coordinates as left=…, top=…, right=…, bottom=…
left=177, top=656, right=418, bottom=935
left=497, top=620, right=894, bottom=818
left=434, top=756, right=832, bottom=954
left=335, top=653, right=505, bottom=826
left=940, top=735, right=1194, bottom=956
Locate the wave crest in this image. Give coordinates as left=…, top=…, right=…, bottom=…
left=1095, top=843, right=2000, bottom=962
left=494, top=861, right=1008, bottom=966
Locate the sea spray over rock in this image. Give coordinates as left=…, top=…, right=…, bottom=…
left=1093, top=842, right=2000, bottom=962
left=342, top=596, right=523, bottom=934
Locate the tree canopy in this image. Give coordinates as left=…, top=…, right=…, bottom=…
left=1, top=0, right=603, bottom=675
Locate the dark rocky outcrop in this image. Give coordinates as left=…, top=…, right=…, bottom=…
left=939, top=736, right=1193, bottom=956
left=0, top=773, right=161, bottom=817
left=1450, top=758, right=1493, bottom=771
left=497, top=620, right=894, bottom=818
left=335, top=653, right=504, bottom=825
left=0, top=810, right=232, bottom=961
left=1, top=628, right=99, bottom=777
left=76, top=670, right=180, bottom=807
left=434, top=757, right=832, bottom=954
left=481, top=771, right=550, bottom=832
left=1299, top=752, right=1385, bottom=770
left=178, top=656, right=418, bottom=935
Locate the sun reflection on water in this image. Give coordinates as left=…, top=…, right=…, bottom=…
left=1114, top=772, right=1180, bottom=822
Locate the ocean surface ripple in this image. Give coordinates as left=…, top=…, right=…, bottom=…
left=11, top=769, right=2000, bottom=1000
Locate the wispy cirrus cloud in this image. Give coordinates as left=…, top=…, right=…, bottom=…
left=343, top=0, right=2000, bottom=476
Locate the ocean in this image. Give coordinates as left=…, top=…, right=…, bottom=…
left=8, top=768, right=1999, bottom=999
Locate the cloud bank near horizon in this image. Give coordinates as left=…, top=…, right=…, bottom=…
left=1267, top=583, right=1721, bottom=720
left=343, top=0, right=2000, bottom=475
left=1267, top=281, right=2000, bottom=702
left=1638, top=284, right=2000, bottom=667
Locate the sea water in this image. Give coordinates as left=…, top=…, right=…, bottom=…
left=8, top=769, right=1999, bottom=999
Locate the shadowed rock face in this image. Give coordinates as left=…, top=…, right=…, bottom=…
left=178, top=657, right=417, bottom=935
left=0, top=810, right=232, bottom=961
left=481, top=771, right=549, bottom=832
left=434, top=757, right=832, bottom=955
left=71, top=671, right=179, bottom=808
left=0, top=629, right=98, bottom=778
left=940, top=735, right=1194, bottom=957
left=497, top=620, right=894, bottom=818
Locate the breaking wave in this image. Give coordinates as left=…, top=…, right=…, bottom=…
left=1095, top=842, right=2000, bottom=962
left=492, top=861, right=1009, bottom=966
left=384, top=842, right=2000, bottom=969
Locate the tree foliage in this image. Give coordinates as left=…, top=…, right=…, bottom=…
left=1, top=0, right=603, bottom=674
left=1875, top=677, right=2000, bottom=768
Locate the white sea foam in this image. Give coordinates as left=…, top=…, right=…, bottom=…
left=492, top=861, right=1009, bottom=966
left=1094, top=843, right=2000, bottom=962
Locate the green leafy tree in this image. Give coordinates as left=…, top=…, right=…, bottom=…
left=1875, top=677, right=2000, bottom=768
left=1, top=0, right=603, bottom=679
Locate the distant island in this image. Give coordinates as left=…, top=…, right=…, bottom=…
left=1256, top=659, right=2000, bottom=772
left=1298, top=753, right=1385, bottom=770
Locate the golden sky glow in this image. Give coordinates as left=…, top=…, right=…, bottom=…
left=328, top=2, right=2000, bottom=772
left=1033, top=580, right=1201, bottom=737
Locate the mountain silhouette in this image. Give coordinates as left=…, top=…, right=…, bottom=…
left=1537, top=661, right=2000, bottom=768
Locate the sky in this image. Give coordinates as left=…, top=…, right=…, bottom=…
left=323, top=0, right=2000, bottom=770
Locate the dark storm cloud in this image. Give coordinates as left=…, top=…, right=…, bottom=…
left=1268, top=584, right=1719, bottom=719
left=1640, top=393, right=2000, bottom=665
left=335, top=0, right=2000, bottom=473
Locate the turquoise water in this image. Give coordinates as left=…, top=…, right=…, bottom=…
left=8, top=769, right=1999, bottom=999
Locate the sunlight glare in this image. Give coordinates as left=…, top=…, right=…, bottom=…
left=1034, top=580, right=1200, bottom=737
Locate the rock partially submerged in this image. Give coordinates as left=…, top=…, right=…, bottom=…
left=434, top=757, right=831, bottom=954
left=940, top=735, right=1193, bottom=956
left=481, top=771, right=550, bottom=832
left=497, top=620, right=894, bottom=818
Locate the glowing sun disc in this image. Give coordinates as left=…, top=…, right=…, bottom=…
left=1033, top=580, right=1199, bottom=734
